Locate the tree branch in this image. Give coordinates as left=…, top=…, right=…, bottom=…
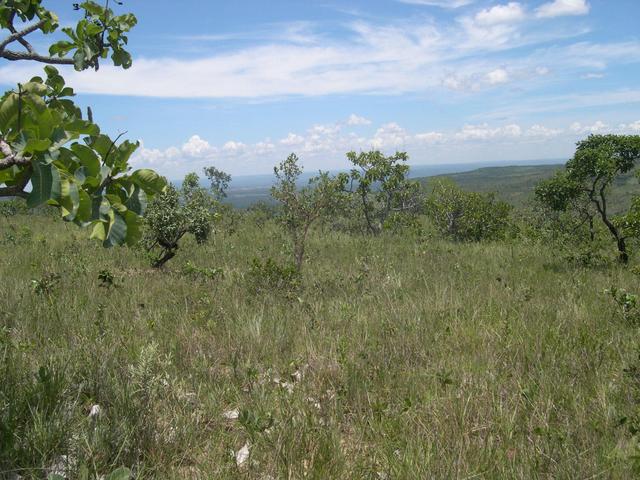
left=0, top=140, right=31, bottom=169
left=0, top=19, right=46, bottom=52
left=0, top=49, right=75, bottom=65
left=0, top=186, right=28, bottom=199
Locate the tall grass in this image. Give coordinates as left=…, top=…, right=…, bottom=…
left=1, top=213, right=639, bottom=478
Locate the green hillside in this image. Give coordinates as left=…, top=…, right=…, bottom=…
left=419, top=164, right=640, bottom=212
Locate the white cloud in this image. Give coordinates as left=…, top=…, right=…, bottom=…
left=346, top=114, right=372, bottom=126
left=474, top=2, right=525, bottom=26
left=570, top=120, right=609, bottom=134
left=619, top=121, right=640, bottom=133
left=486, top=68, right=509, bottom=85
left=455, top=123, right=522, bottom=140
left=182, top=135, right=215, bottom=157
left=0, top=12, right=625, bottom=99
left=280, top=133, right=305, bottom=145
left=536, top=0, right=590, bottom=18
left=133, top=118, right=617, bottom=177
left=525, top=125, right=563, bottom=137
left=371, top=123, right=411, bottom=149
left=415, top=131, right=445, bottom=143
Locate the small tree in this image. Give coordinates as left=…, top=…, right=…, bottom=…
left=271, top=153, right=347, bottom=271
left=347, top=150, right=420, bottom=235
left=203, top=166, right=232, bottom=201
left=142, top=173, right=213, bottom=268
left=535, top=134, right=640, bottom=263
left=426, top=178, right=512, bottom=241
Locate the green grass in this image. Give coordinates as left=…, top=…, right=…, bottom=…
left=2, top=213, right=640, bottom=478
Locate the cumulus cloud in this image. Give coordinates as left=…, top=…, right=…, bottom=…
left=486, top=68, right=509, bottom=85
left=525, top=125, right=563, bottom=137
left=570, top=120, right=609, bottom=134
left=346, top=114, right=372, bottom=126
left=132, top=118, right=616, bottom=176
left=536, top=0, right=590, bottom=18
left=455, top=123, right=522, bottom=141
left=474, top=2, right=525, bottom=26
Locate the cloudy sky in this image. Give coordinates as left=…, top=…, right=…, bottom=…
left=1, top=0, right=639, bottom=176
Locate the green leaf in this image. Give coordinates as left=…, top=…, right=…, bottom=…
left=104, top=210, right=127, bottom=247
left=0, top=92, right=18, bottom=130
left=122, top=210, right=142, bottom=246
left=71, top=144, right=100, bottom=177
left=105, top=467, right=131, bottom=480
left=21, top=81, right=48, bottom=95
left=59, top=178, right=80, bottom=220
left=90, top=220, right=107, bottom=241
left=130, top=169, right=166, bottom=194
left=28, top=162, right=61, bottom=208
left=125, top=184, right=147, bottom=215
left=76, top=189, right=92, bottom=222
left=23, top=138, right=52, bottom=154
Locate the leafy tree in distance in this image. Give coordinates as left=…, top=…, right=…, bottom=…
left=203, top=166, right=232, bottom=201
left=142, top=173, right=213, bottom=268
left=346, top=150, right=420, bottom=235
left=0, top=1, right=165, bottom=246
left=535, top=134, right=640, bottom=263
left=271, top=153, right=347, bottom=271
left=426, top=178, right=512, bottom=241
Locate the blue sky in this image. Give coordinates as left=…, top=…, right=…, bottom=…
left=1, top=0, right=639, bottom=176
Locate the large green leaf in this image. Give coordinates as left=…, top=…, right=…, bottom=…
left=125, top=184, right=147, bottom=215
left=105, top=467, right=131, bottom=480
left=104, top=210, right=127, bottom=247
left=58, top=178, right=80, bottom=220
left=122, top=210, right=142, bottom=246
left=130, top=169, right=166, bottom=194
left=75, top=189, right=92, bottom=223
left=27, top=162, right=61, bottom=208
left=71, top=144, right=100, bottom=177
left=0, top=92, right=18, bottom=130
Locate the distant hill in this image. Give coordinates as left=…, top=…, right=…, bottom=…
left=419, top=164, right=563, bottom=208
left=220, top=161, right=639, bottom=211
left=419, top=164, right=639, bottom=213
left=222, top=159, right=566, bottom=209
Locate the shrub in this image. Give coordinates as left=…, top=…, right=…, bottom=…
left=271, top=153, right=347, bottom=271
left=246, top=257, right=301, bottom=295
left=425, top=179, right=512, bottom=241
left=142, top=173, right=213, bottom=268
left=346, top=150, right=422, bottom=235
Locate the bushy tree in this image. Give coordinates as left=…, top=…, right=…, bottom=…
left=0, top=1, right=165, bottom=246
left=271, top=153, right=347, bottom=271
left=142, top=173, right=213, bottom=268
left=346, top=150, right=421, bottom=235
left=426, top=178, right=512, bottom=241
left=535, top=134, right=640, bottom=263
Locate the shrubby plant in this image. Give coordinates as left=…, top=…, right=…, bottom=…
left=425, top=178, right=512, bottom=241
left=142, top=173, right=213, bottom=268
left=0, top=1, right=166, bottom=246
left=346, top=150, right=421, bottom=235
left=271, top=153, right=347, bottom=270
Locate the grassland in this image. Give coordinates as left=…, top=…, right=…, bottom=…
left=2, top=210, right=640, bottom=479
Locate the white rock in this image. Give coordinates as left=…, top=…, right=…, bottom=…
left=236, top=442, right=250, bottom=467
left=222, top=408, right=240, bottom=420
left=89, top=404, right=101, bottom=419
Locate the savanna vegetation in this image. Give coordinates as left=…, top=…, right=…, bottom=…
left=4, top=2, right=640, bottom=480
